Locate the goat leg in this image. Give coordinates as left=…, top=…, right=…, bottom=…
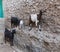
left=4, top=37, right=7, bottom=43
left=39, top=25, right=41, bottom=31
left=10, top=39, right=14, bottom=46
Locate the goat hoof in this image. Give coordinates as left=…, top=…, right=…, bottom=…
left=29, top=28, right=32, bottom=31
left=5, top=41, right=6, bottom=44
left=10, top=43, right=14, bottom=46
left=39, top=29, right=41, bottom=31
left=29, top=29, right=31, bottom=31
left=29, top=27, right=32, bottom=31
left=10, top=44, right=14, bottom=46
left=1, top=43, right=3, bottom=45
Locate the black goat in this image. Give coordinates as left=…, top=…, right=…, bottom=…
left=11, top=17, right=20, bottom=27
left=4, top=28, right=16, bottom=46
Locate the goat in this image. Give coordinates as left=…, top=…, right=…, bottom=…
left=11, top=17, right=20, bottom=27
left=4, top=28, right=16, bottom=46
left=11, top=17, right=24, bottom=29
left=29, top=10, right=43, bottom=31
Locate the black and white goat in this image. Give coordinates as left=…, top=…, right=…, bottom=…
left=4, top=28, right=16, bottom=46
left=29, top=10, right=45, bottom=31
left=11, top=17, right=24, bottom=29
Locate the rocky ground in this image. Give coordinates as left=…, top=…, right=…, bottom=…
left=13, top=26, right=60, bottom=52
left=0, top=43, right=23, bottom=52
left=0, top=19, right=60, bottom=52
left=2, top=0, right=60, bottom=52
left=0, top=27, right=60, bottom=52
